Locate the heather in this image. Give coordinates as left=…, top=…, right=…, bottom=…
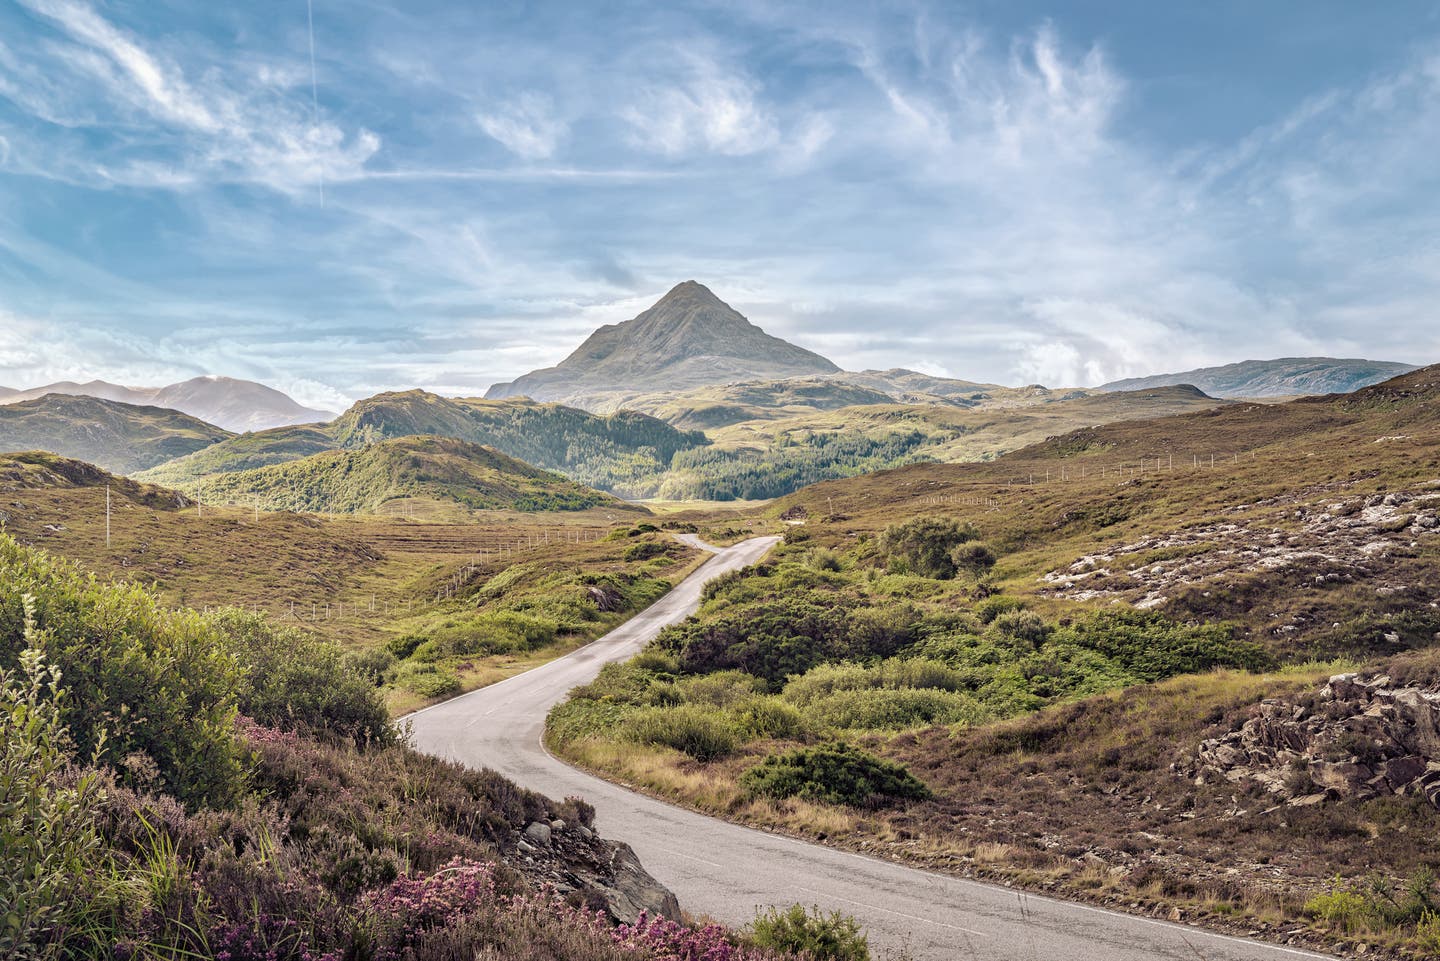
left=0, top=533, right=813, bottom=961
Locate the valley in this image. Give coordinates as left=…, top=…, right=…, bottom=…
left=3, top=287, right=1437, bottom=959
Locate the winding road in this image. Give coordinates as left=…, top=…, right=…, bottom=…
left=408, top=536, right=1333, bottom=961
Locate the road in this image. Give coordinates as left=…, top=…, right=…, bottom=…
left=408, top=536, right=1332, bottom=961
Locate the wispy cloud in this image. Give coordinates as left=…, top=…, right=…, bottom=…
left=621, top=51, right=778, bottom=156
left=477, top=92, right=567, bottom=159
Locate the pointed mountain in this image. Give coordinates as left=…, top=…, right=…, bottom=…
left=485, top=281, right=839, bottom=411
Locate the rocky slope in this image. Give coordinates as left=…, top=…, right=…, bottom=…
left=1100, top=357, right=1417, bottom=398
left=485, top=281, right=839, bottom=411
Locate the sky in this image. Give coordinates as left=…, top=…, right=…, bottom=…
left=1, top=0, right=1439, bottom=409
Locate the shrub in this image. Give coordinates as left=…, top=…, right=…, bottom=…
left=386, top=633, right=427, bottom=660
left=746, top=904, right=870, bottom=961
left=626, top=705, right=738, bottom=761
left=624, top=540, right=670, bottom=562
left=740, top=742, right=932, bottom=807
left=735, top=698, right=814, bottom=741
left=949, top=540, right=996, bottom=575
left=210, top=609, right=394, bottom=747
left=0, top=648, right=116, bottom=958
left=0, top=536, right=245, bottom=807
left=394, top=662, right=462, bottom=700
left=877, top=516, right=977, bottom=579
left=804, top=687, right=987, bottom=731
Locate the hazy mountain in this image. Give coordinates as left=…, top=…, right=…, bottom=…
left=0, top=375, right=334, bottom=432
left=172, top=434, right=640, bottom=516
left=0, top=394, right=233, bottom=474
left=136, top=390, right=707, bottom=498
left=1099, top=358, right=1418, bottom=398
left=485, top=281, right=840, bottom=411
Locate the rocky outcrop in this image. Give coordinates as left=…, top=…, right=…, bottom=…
left=507, top=816, right=680, bottom=924
left=1185, top=672, right=1440, bottom=808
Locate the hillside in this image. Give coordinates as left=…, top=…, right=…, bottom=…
left=174, top=434, right=641, bottom=516
left=1100, top=357, right=1417, bottom=398
left=0, top=393, right=233, bottom=473
left=0, top=374, right=333, bottom=431
left=550, top=363, right=1440, bottom=957
left=485, top=281, right=839, bottom=411
left=651, top=385, right=1227, bottom=500
left=138, top=391, right=707, bottom=497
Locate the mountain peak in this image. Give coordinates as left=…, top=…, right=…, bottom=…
left=486, top=283, right=838, bottom=411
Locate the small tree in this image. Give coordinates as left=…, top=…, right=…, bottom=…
left=877, top=516, right=978, bottom=579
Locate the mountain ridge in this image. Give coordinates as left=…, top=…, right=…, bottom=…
left=0, top=394, right=233, bottom=474
left=1099, top=356, right=1418, bottom=398
left=0, top=375, right=334, bottom=432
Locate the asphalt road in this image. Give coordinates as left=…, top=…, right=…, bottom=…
left=408, top=536, right=1333, bottom=961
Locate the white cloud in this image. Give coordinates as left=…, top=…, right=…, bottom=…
left=477, top=92, right=567, bottom=159
left=621, top=53, right=778, bottom=156
left=9, top=0, right=379, bottom=194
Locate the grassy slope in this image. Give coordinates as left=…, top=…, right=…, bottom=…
left=0, top=451, right=704, bottom=712
left=168, top=434, right=641, bottom=517
left=548, top=365, right=1440, bottom=958
left=137, top=391, right=708, bottom=498
left=0, top=393, right=232, bottom=473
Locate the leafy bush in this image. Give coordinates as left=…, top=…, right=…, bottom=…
left=0, top=648, right=115, bottom=958
left=386, top=632, right=427, bottom=660
left=877, top=516, right=978, bottom=579
left=746, top=904, right=869, bottom=960
left=0, top=536, right=245, bottom=807
left=211, top=609, right=394, bottom=747
left=740, top=742, right=932, bottom=807
left=626, top=705, right=738, bottom=761
left=803, top=687, right=987, bottom=731
left=394, top=662, right=462, bottom=700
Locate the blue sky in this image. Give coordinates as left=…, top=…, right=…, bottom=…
left=1, top=0, right=1439, bottom=409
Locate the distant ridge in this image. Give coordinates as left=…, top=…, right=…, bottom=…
left=1099, top=357, right=1418, bottom=398
left=485, top=281, right=839, bottom=411
left=0, top=394, right=232, bottom=474
left=0, top=375, right=334, bottom=432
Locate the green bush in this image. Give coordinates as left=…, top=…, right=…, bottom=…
left=877, top=516, right=978, bottom=579
left=740, top=742, right=932, bottom=807
left=626, top=705, right=738, bottom=761
left=0, top=648, right=116, bottom=958
left=747, top=904, right=870, bottom=960
left=394, top=662, right=462, bottom=700
left=385, top=632, right=427, bottom=660
left=804, top=687, right=987, bottom=730
left=209, top=609, right=394, bottom=747
left=0, top=536, right=244, bottom=807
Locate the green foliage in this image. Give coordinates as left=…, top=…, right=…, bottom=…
left=209, top=609, right=394, bottom=746
left=626, top=705, right=739, bottom=761
left=746, top=904, right=870, bottom=961
left=741, top=742, right=932, bottom=808
left=393, top=661, right=462, bottom=699
left=0, top=648, right=114, bottom=959
left=657, top=429, right=934, bottom=501
left=0, top=535, right=245, bottom=807
left=877, top=516, right=978, bottom=579
left=1303, top=870, right=1440, bottom=935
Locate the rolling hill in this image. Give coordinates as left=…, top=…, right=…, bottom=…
left=172, top=434, right=642, bottom=516
left=137, top=391, right=708, bottom=497
left=1099, top=357, right=1417, bottom=397
left=485, top=281, right=840, bottom=411
left=0, top=375, right=334, bottom=431
left=0, top=394, right=233, bottom=474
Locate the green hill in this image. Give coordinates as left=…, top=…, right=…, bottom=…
left=175, top=434, right=641, bottom=516
left=0, top=393, right=232, bottom=474
left=139, top=391, right=707, bottom=498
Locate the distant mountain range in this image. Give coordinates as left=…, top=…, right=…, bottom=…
left=1099, top=358, right=1418, bottom=398
left=0, top=376, right=333, bottom=432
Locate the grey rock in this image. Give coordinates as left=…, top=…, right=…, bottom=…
left=524, top=821, right=553, bottom=846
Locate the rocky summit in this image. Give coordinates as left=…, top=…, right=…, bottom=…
left=485, top=281, right=839, bottom=411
